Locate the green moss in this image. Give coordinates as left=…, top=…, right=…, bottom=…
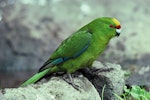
left=115, top=85, right=150, bottom=100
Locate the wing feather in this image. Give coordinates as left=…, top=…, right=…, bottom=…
left=39, top=31, right=92, bottom=72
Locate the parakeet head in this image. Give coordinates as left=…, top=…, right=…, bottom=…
left=110, top=18, right=121, bottom=37
left=86, top=17, right=121, bottom=38
left=80, top=17, right=121, bottom=40
left=96, top=17, right=121, bottom=37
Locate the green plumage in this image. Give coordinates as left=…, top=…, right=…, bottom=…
left=21, top=17, right=121, bottom=87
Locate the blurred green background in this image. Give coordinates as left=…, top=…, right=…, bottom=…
left=0, top=0, right=150, bottom=88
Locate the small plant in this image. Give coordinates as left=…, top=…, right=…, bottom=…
left=115, top=85, right=150, bottom=100
left=101, top=84, right=106, bottom=100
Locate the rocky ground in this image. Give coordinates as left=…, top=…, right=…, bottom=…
left=0, top=0, right=150, bottom=90
left=0, top=61, right=125, bottom=100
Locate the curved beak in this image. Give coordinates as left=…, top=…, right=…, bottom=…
left=116, top=32, right=120, bottom=36
left=115, top=25, right=121, bottom=37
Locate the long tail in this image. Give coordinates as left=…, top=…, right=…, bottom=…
left=20, top=68, right=50, bottom=87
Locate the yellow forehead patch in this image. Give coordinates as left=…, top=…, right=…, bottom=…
left=112, top=18, right=120, bottom=26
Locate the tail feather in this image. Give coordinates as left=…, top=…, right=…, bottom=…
left=20, top=68, right=50, bottom=87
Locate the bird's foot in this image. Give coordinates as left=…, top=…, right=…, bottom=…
left=62, top=74, right=80, bottom=91
left=92, top=67, right=114, bottom=75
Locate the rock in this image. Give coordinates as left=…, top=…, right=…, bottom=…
left=0, top=77, right=101, bottom=100
left=0, top=61, right=125, bottom=100
left=81, top=61, right=125, bottom=100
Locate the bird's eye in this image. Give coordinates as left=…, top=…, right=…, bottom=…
left=110, top=25, right=121, bottom=29
left=109, top=25, right=114, bottom=28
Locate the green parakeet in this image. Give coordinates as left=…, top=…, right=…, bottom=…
left=21, top=17, right=121, bottom=87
